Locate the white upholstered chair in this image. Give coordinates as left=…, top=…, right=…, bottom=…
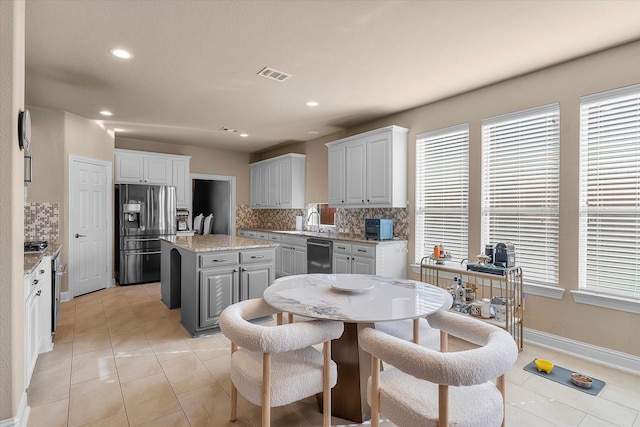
left=219, top=298, right=344, bottom=427
left=374, top=317, right=441, bottom=350
left=360, top=310, right=518, bottom=427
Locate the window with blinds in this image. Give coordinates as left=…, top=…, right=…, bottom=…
left=415, top=124, right=469, bottom=263
left=481, top=104, right=559, bottom=287
left=579, top=84, right=640, bottom=299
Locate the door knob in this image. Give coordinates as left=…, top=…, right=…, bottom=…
left=74, top=233, right=86, bottom=238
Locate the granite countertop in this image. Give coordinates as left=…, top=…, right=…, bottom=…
left=242, top=228, right=407, bottom=244
left=24, top=242, right=62, bottom=275
left=161, top=234, right=279, bottom=252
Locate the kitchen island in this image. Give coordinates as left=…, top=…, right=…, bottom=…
left=160, top=234, right=278, bottom=336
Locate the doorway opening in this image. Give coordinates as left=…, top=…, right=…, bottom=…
left=190, top=173, right=236, bottom=236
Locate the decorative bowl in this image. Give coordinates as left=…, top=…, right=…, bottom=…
left=535, top=359, right=554, bottom=374
left=570, top=373, right=593, bottom=388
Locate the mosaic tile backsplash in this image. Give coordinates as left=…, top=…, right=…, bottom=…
left=24, top=202, right=60, bottom=242
left=236, top=204, right=409, bottom=240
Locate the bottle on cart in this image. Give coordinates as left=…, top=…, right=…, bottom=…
left=457, top=278, right=464, bottom=302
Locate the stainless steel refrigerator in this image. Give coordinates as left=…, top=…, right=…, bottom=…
left=115, top=184, right=176, bottom=285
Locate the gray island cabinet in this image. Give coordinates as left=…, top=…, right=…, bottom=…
left=160, top=235, right=277, bottom=336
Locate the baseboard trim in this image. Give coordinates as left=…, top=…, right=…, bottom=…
left=0, top=392, right=30, bottom=427
left=60, top=291, right=71, bottom=302
left=524, top=327, right=640, bottom=375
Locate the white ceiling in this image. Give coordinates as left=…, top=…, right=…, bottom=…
left=25, top=0, right=640, bottom=153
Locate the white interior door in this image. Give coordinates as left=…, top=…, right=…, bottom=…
left=70, top=156, right=112, bottom=297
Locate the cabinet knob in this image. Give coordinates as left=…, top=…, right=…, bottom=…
left=40, top=269, right=45, bottom=274
left=36, top=290, right=42, bottom=296
left=233, top=268, right=238, bottom=272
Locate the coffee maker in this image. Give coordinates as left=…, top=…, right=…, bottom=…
left=176, top=209, right=190, bottom=231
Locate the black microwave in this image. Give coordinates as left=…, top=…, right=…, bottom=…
left=365, top=218, right=393, bottom=240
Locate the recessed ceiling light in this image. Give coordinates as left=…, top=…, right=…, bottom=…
left=306, top=101, right=319, bottom=107
left=110, top=48, right=133, bottom=59
left=308, top=130, right=319, bottom=135
left=99, top=110, right=113, bottom=116
left=240, top=133, right=249, bottom=138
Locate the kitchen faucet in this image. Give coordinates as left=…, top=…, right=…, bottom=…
left=307, top=211, right=321, bottom=232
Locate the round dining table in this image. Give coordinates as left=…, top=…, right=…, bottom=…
left=263, top=273, right=452, bottom=422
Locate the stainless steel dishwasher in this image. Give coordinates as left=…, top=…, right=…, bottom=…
left=307, top=238, right=333, bottom=274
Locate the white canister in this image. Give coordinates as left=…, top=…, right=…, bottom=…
left=494, top=305, right=507, bottom=322
left=296, top=216, right=303, bottom=231
left=470, top=301, right=482, bottom=317
left=481, top=298, right=492, bottom=318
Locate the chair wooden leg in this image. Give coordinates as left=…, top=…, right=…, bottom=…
left=413, top=318, right=420, bottom=344
left=230, top=383, right=238, bottom=421
left=262, top=353, right=271, bottom=427
left=276, top=312, right=283, bottom=325
left=323, top=341, right=331, bottom=427
left=230, top=342, right=238, bottom=421
left=497, top=374, right=506, bottom=427
left=371, top=355, right=380, bottom=427
left=438, top=384, right=449, bottom=427
left=288, top=313, right=293, bottom=324
left=440, top=330, right=448, bottom=352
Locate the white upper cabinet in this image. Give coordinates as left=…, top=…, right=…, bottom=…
left=326, top=125, right=408, bottom=208
left=115, top=149, right=191, bottom=207
left=250, top=154, right=305, bottom=209
left=172, top=158, right=190, bottom=208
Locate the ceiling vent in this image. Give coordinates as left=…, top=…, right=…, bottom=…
left=257, top=67, right=292, bottom=82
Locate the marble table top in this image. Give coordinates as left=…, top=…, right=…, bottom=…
left=263, top=274, right=453, bottom=323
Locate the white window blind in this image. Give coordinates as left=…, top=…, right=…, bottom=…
left=482, top=104, right=559, bottom=286
left=415, top=124, right=469, bottom=263
left=579, top=84, right=640, bottom=299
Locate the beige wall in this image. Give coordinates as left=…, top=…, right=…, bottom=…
left=0, top=0, right=26, bottom=420
left=261, top=40, right=640, bottom=357
left=26, top=108, right=115, bottom=292
left=116, top=137, right=252, bottom=204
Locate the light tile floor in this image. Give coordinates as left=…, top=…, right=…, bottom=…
left=27, top=283, right=640, bottom=426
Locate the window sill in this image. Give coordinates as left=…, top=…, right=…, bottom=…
left=571, top=290, right=640, bottom=314
left=523, top=283, right=565, bottom=300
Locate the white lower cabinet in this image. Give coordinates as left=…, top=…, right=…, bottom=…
left=24, top=257, right=52, bottom=388
left=333, top=241, right=407, bottom=278
left=280, top=235, right=307, bottom=276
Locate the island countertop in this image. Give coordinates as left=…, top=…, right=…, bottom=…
left=160, top=234, right=279, bottom=252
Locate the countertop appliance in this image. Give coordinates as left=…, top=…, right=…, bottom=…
left=494, top=242, right=516, bottom=268
left=365, top=218, right=394, bottom=240
left=176, top=208, right=190, bottom=231
left=115, top=184, right=176, bottom=285
left=24, top=240, right=48, bottom=253
left=307, top=238, right=333, bottom=274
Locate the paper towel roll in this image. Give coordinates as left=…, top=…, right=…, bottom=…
left=296, top=216, right=303, bottom=231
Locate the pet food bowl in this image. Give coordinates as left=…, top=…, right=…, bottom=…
left=535, top=359, right=554, bottom=374
left=570, top=373, right=593, bottom=388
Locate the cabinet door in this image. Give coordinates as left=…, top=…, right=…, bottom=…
left=172, top=159, right=190, bottom=208
left=258, top=165, right=270, bottom=207
left=281, top=246, right=294, bottom=276
left=199, top=267, right=238, bottom=329
left=241, top=263, right=274, bottom=300
left=352, top=256, right=375, bottom=275
left=278, top=158, right=292, bottom=207
left=144, top=157, right=172, bottom=184
left=328, top=145, right=346, bottom=206
left=332, top=253, right=351, bottom=274
left=293, top=246, right=307, bottom=275
left=268, top=161, right=281, bottom=206
left=115, top=153, right=144, bottom=183
left=345, top=139, right=366, bottom=205
left=250, top=166, right=259, bottom=207
left=25, top=286, right=40, bottom=387
left=366, top=133, right=392, bottom=205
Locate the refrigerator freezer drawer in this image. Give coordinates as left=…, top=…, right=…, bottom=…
left=119, top=250, right=161, bottom=285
